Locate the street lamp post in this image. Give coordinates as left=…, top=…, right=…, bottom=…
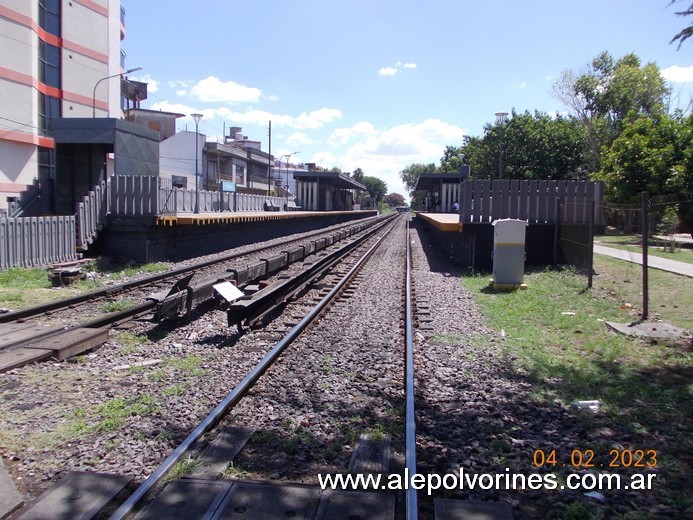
left=282, top=151, right=300, bottom=201
left=495, top=112, right=508, bottom=179
left=457, top=153, right=465, bottom=216
left=191, top=113, right=203, bottom=214
left=92, top=66, right=142, bottom=118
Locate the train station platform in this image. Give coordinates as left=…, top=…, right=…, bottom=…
left=155, top=210, right=365, bottom=227
left=413, top=212, right=555, bottom=270
left=97, top=210, right=378, bottom=264
left=415, top=212, right=463, bottom=232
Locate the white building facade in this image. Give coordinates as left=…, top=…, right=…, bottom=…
left=0, top=0, right=123, bottom=211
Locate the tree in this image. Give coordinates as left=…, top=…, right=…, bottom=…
left=385, top=193, right=406, bottom=207
left=351, top=168, right=365, bottom=182
left=669, top=0, right=692, bottom=49
left=361, top=176, right=387, bottom=202
left=597, top=112, right=692, bottom=203
left=443, top=111, right=586, bottom=180
left=552, top=52, right=670, bottom=171
left=399, top=163, right=437, bottom=193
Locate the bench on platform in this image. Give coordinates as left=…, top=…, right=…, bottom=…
left=263, top=200, right=280, bottom=211
left=284, top=201, right=302, bottom=211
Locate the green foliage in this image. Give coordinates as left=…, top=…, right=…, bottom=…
left=597, top=113, right=692, bottom=202
left=658, top=206, right=681, bottom=236
left=361, top=176, right=387, bottom=201
left=446, top=111, right=587, bottom=180
left=351, top=167, right=365, bottom=182
left=669, top=0, right=693, bottom=49
left=399, top=162, right=438, bottom=193
left=0, top=268, right=51, bottom=289
left=553, top=51, right=670, bottom=172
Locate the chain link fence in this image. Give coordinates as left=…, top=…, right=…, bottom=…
left=590, top=193, right=693, bottom=331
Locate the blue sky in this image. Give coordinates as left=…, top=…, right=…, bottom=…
left=122, top=0, right=692, bottom=199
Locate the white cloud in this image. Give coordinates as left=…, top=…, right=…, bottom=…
left=215, top=107, right=342, bottom=130
left=150, top=101, right=215, bottom=121
left=176, top=89, right=187, bottom=96
left=661, top=65, right=693, bottom=83
left=379, top=62, right=418, bottom=76
left=315, top=119, right=466, bottom=201
left=379, top=67, right=398, bottom=76
left=287, top=132, right=314, bottom=146
left=190, top=76, right=262, bottom=103
left=519, top=81, right=528, bottom=88
left=130, top=74, right=159, bottom=93
left=328, top=122, right=377, bottom=145
left=294, top=108, right=342, bottom=129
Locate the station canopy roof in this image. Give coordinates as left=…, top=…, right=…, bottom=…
left=293, top=171, right=366, bottom=190
left=413, top=170, right=470, bottom=192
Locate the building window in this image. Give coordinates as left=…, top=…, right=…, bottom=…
left=39, top=40, right=61, bottom=89
left=38, top=93, right=61, bottom=136
left=39, top=0, right=61, bottom=36
left=37, top=146, right=54, bottom=178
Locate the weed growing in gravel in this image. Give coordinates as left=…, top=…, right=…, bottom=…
left=168, top=355, right=205, bottom=376
left=101, top=299, right=135, bottom=313
left=166, top=456, right=201, bottom=482
left=162, top=384, right=189, bottom=397
left=118, top=345, right=140, bottom=356
left=156, top=429, right=174, bottom=442
left=105, top=262, right=171, bottom=280
left=223, top=463, right=252, bottom=479
left=147, top=369, right=169, bottom=381
left=94, top=395, right=158, bottom=432
left=115, top=331, right=148, bottom=348
left=319, top=355, right=333, bottom=374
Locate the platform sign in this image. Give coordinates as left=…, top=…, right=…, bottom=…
left=221, top=181, right=236, bottom=192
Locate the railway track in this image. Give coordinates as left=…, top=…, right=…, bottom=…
left=7, top=215, right=417, bottom=519
left=0, top=215, right=394, bottom=373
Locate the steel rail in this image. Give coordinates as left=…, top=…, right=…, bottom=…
left=405, top=217, right=419, bottom=519
left=109, top=220, right=398, bottom=520
left=0, top=215, right=389, bottom=324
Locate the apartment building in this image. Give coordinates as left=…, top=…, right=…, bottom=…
left=0, top=0, right=123, bottom=212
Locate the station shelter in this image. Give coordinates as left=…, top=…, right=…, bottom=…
left=413, top=170, right=469, bottom=213
left=293, top=171, right=366, bottom=211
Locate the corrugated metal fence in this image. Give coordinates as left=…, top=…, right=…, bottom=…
left=1, top=175, right=294, bottom=269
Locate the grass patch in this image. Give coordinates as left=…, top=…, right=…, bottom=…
left=167, top=355, right=205, bottom=376
left=93, top=395, right=158, bottom=432
left=161, top=383, right=189, bottom=397
left=592, top=255, right=693, bottom=330
left=459, top=266, right=691, bottom=514
left=101, top=298, right=135, bottom=313
left=0, top=268, right=50, bottom=289
left=104, top=262, right=171, bottom=280
left=114, top=331, right=148, bottom=348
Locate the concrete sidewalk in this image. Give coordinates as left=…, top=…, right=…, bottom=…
left=593, top=245, right=693, bottom=278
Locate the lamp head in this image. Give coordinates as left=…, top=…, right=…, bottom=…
left=125, top=67, right=142, bottom=74
left=191, top=113, right=203, bottom=125
left=495, top=112, right=509, bottom=123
